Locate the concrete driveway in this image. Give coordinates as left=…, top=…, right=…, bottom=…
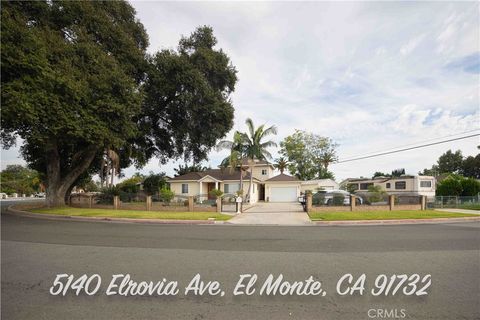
left=228, top=202, right=312, bottom=225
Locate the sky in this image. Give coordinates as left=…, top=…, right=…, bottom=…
left=1, top=1, right=479, bottom=181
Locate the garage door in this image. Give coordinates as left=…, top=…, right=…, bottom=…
left=270, top=187, right=297, bottom=202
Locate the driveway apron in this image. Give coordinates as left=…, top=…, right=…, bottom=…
left=228, top=202, right=312, bottom=225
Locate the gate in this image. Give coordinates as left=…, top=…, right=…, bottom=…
left=221, top=193, right=239, bottom=213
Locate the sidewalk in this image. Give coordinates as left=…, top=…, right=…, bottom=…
left=435, top=208, right=480, bottom=215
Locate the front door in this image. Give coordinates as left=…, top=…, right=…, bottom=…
left=259, top=184, right=265, bottom=201
left=207, top=183, right=215, bottom=199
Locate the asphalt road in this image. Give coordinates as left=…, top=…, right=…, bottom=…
left=1, top=200, right=479, bottom=320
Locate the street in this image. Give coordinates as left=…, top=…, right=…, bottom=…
left=1, top=201, right=479, bottom=320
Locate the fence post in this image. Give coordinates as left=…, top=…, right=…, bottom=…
left=306, top=193, right=312, bottom=213
left=350, top=195, right=356, bottom=212
left=420, top=195, right=426, bottom=211
left=188, top=196, right=194, bottom=212
left=216, top=198, right=222, bottom=213
left=89, top=195, right=93, bottom=209
left=114, top=196, right=119, bottom=210
left=389, top=195, right=395, bottom=211
left=146, top=196, right=152, bottom=211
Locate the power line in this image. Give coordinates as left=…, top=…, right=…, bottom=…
left=336, top=133, right=480, bottom=164
left=340, top=129, right=480, bottom=161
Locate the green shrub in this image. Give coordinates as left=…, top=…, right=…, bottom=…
left=461, top=178, right=480, bottom=196
left=159, top=188, right=175, bottom=203
left=436, top=174, right=480, bottom=196
left=209, top=189, right=223, bottom=199
left=367, top=185, right=386, bottom=203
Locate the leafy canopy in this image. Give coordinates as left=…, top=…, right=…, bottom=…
left=279, top=130, right=338, bottom=180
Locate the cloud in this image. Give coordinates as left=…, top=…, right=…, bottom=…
left=445, top=52, right=480, bottom=74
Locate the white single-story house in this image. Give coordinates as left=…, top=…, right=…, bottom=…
left=168, top=169, right=261, bottom=203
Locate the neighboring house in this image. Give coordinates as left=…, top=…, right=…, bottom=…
left=300, top=179, right=339, bottom=193
left=340, top=175, right=436, bottom=197
left=168, top=160, right=304, bottom=203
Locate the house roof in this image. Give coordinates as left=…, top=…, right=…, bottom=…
left=168, top=169, right=256, bottom=182
left=237, top=159, right=274, bottom=167
left=266, top=173, right=299, bottom=182
left=301, top=179, right=338, bottom=185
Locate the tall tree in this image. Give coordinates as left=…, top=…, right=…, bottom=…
left=217, top=131, right=247, bottom=192
left=279, top=130, right=338, bottom=180
left=1, top=1, right=237, bottom=207
left=1, top=1, right=148, bottom=206
left=274, top=157, right=288, bottom=174
left=136, top=26, right=237, bottom=165
left=391, top=168, right=405, bottom=177
left=0, top=165, right=42, bottom=195
left=437, top=150, right=463, bottom=174
left=460, top=154, right=480, bottom=179
left=174, top=163, right=208, bottom=177
left=241, top=118, right=277, bottom=202
left=142, top=172, right=167, bottom=195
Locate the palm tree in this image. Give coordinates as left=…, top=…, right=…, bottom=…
left=274, top=157, right=288, bottom=174
left=100, top=148, right=120, bottom=188
left=217, top=131, right=246, bottom=193
left=241, top=118, right=277, bottom=202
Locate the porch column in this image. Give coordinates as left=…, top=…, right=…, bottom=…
left=199, top=182, right=203, bottom=203
left=215, top=181, right=218, bottom=190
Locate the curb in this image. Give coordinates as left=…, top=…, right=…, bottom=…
left=6, top=205, right=480, bottom=227
left=312, top=216, right=480, bottom=226
left=6, top=205, right=219, bottom=225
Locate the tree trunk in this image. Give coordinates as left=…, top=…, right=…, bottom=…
left=245, top=161, right=254, bottom=203
left=45, top=141, right=98, bottom=207
left=111, top=166, right=115, bottom=186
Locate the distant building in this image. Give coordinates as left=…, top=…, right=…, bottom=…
left=340, top=175, right=436, bottom=198
left=300, top=179, right=339, bottom=193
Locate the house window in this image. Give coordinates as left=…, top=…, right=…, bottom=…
left=181, top=184, right=188, bottom=194
left=261, top=169, right=267, bottom=175
left=395, top=181, right=406, bottom=190
left=360, top=183, right=373, bottom=190
left=386, top=183, right=391, bottom=189
left=420, top=180, right=432, bottom=188
left=224, top=183, right=240, bottom=194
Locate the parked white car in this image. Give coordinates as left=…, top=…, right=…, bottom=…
left=314, top=190, right=363, bottom=206
left=0, top=193, right=8, bottom=199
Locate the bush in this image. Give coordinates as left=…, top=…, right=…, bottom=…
left=159, top=188, right=175, bottom=203
left=461, top=177, right=480, bottom=196
left=209, top=189, right=223, bottom=199
left=436, top=174, right=480, bottom=196
left=367, top=185, right=386, bottom=203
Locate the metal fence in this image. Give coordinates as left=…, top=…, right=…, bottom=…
left=221, top=193, right=239, bottom=213
left=427, top=196, right=480, bottom=209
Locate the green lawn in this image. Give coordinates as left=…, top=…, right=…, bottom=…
left=308, top=210, right=476, bottom=221
left=458, top=204, right=480, bottom=211
left=29, top=207, right=233, bottom=221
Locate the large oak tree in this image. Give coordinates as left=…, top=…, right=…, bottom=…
left=1, top=1, right=237, bottom=206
